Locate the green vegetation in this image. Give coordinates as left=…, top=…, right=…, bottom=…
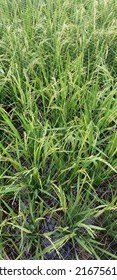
left=0, top=0, right=117, bottom=259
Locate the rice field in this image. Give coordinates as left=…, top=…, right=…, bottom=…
left=0, top=0, right=117, bottom=259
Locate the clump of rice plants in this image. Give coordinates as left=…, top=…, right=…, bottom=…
left=0, top=0, right=117, bottom=259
